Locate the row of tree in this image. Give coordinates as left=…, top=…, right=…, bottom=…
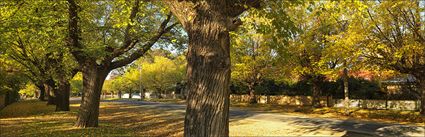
left=0, top=0, right=259, bottom=135
left=102, top=50, right=186, bottom=98
left=0, top=54, right=26, bottom=106
left=230, top=1, right=425, bottom=114
left=1, top=0, right=424, bottom=136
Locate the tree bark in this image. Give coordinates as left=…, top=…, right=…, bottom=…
left=184, top=30, right=231, bottom=136
left=157, top=89, right=163, bottom=99
left=67, top=0, right=174, bottom=128
left=181, top=14, right=233, bottom=136
left=267, top=95, right=271, bottom=104
left=45, top=80, right=56, bottom=105
left=46, top=88, right=55, bottom=105
left=140, top=89, right=145, bottom=100
left=248, top=84, right=257, bottom=104
left=36, top=84, right=46, bottom=101
left=343, top=68, right=349, bottom=114
left=74, top=64, right=108, bottom=127
left=163, top=1, right=261, bottom=136
left=55, top=80, right=70, bottom=111
left=312, top=81, right=321, bottom=108
left=129, top=90, right=132, bottom=99
left=418, top=78, right=425, bottom=115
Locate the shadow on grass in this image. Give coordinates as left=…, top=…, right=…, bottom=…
left=0, top=100, right=186, bottom=137
left=0, top=100, right=80, bottom=119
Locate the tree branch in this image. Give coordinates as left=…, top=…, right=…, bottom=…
left=366, top=9, right=396, bottom=48
left=67, top=0, right=85, bottom=63
left=110, top=13, right=176, bottom=69
left=106, top=0, right=141, bottom=61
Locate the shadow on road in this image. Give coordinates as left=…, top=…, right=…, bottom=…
left=230, top=111, right=424, bottom=136
left=104, top=99, right=424, bottom=137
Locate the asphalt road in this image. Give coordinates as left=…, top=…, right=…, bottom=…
left=103, top=99, right=425, bottom=137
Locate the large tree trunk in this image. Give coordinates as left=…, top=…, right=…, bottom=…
left=74, top=65, right=108, bottom=127
left=418, top=78, right=425, bottom=115
left=36, top=84, right=46, bottom=101
left=55, top=80, right=71, bottom=111
left=182, top=15, right=232, bottom=137
left=129, top=90, right=132, bottom=99
left=311, top=80, right=321, bottom=108
left=248, top=84, right=257, bottom=104
left=162, top=1, right=260, bottom=136
left=157, top=89, right=163, bottom=99
left=139, top=89, right=144, bottom=100
left=46, top=87, right=55, bottom=105
left=45, top=79, right=56, bottom=105
left=343, top=68, right=349, bottom=114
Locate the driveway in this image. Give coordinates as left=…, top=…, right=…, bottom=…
left=103, top=99, right=425, bottom=136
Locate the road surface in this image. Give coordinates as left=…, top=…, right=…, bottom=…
left=103, top=99, right=425, bottom=137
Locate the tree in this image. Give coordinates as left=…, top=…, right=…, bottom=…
left=67, top=0, right=177, bottom=127
left=70, top=73, right=83, bottom=96
left=280, top=2, right=332, bottom=107
left=102, top=80, right=115, bottom=98
left=110, top=77, right=126, bottom=99
left=230, top=11, right=278, bottom=104
left=0, top=54, right=27, bottom=105
left=108, top=53, right=186, bottom=99
left=271, top=1, right=365, bottom=107
left=0, top=0, right=77, bottom=111
left=163, top=0, right=260, bottom=136
left=138, top=55, right=186, bottom=97
left=350, top=1, right=425, bottom=114
left=0, top=1, right=50, bottom=102
left=19, top=83, right=38, bottom=98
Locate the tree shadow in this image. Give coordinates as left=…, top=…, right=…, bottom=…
left=4, top=99, right=422, bottom=137
left=229, top=110, right=424, bottom=136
